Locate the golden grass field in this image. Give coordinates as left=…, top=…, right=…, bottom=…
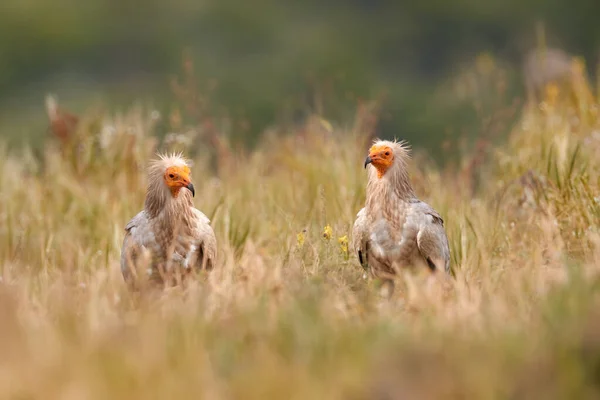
left=2, top=77, right=600, bottom=399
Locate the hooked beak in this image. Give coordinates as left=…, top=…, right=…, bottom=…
left=364, top=155, right=373, bottom=169
left=186, top=182, right=195, bottom=197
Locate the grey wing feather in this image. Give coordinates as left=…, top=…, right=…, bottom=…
left=352, top=208, right=369, bottom=272
left=414, top=202, right=451, bottom=273
left=191, top=208, right=217, bottom=271
left=120, top=210, right=155, bottom=284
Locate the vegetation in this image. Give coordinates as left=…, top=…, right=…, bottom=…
left=2, top=69, right=600, bottom=398
left=3, top=0, right=600, bottom=154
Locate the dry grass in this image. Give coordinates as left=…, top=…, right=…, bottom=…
left=2, top=78, right=600, bottom=399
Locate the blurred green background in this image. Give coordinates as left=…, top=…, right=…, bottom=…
left=1, top=0, right=599, bottom=157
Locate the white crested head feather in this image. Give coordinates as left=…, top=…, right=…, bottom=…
left=370, top=138, right=411, bottom=160
left=148, top=152, right=190, bottom=178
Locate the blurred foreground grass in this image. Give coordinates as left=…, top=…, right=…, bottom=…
left=2, top=79, right=600, bottom=398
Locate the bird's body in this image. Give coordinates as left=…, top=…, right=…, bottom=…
left=121, top=154, right=216, bottom=288
left=352, top=140, right=450, bottom=285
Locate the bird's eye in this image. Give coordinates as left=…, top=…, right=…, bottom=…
left=169, top=174, right=175, bottom=179
left=385, top=151, right=390, bottom=156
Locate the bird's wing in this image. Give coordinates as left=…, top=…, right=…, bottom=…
left=352, top=208, right=370, bottom=272
left=189, top=208, right=217, bottom=271
left=120, top=210, right=156, bottom=283
left=353, top=207, right=401, bottom=279
left=413, top=202, right=451, bottom=273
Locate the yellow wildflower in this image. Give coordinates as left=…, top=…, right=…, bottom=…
left=338, top=235, right=349, bottom=259
left=322, top=225, right=333, bottom=241
left=296, top=231, right=305, bottom=249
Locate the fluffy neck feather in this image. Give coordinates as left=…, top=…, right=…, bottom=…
left=144, top=174, right=194, bottom=219
left=365, top=141, right=416, bottom=210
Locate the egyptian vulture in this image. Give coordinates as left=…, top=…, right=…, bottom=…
left=121, top=153, right=217, bottom=287
left=352, top=140, right=450, bottom=285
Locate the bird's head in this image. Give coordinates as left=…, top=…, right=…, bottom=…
left=364, top=144, right=395, bottom=178
left=149, top=153, right=195, bottom=199
left=363, top=139, right=411, bottom=179
left=164, top=164, right=195, bottom=198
